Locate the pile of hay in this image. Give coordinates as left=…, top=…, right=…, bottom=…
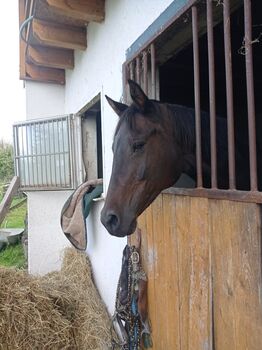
left=0, top=248, right=118, bottom=349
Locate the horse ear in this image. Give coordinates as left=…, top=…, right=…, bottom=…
left=128, top=79, right=148, bottom=111
left=105, top=95, right=128, bottom=117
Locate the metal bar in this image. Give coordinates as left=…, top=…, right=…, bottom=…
left=34, top=123, right=40, bottom=186
left=29, top=125, right=35, bottom=186
left=223, top=0, right=236, bottom=189
left=14, top=126, right=20, bottom=178
left=67, top=115, right=73, bottom=188
left=207, top=0, right=217, bottom=189
left=61, top=119, right=66, bottom=187
left=244, top=0, right=257, bottom=191
left=130, top=61, right=134, bottom=80
left=52, top=119, right=58, bottom=186
left=192, top=6, right=203, bottom=188
left=150, top=43, right=156, bottom=99
left=136, top=56, right=140, bottom=84
left=43, top=121, right=49, bottom=186
left=25, top=125, right=31, bottom=187
left=13, top=115, right=67, bottom=126
left=48, top=121, right=54, bottom=186
left=143, top=50, right=148, bottom=95
left=38, top=122, right=44, bottom=186
left=21, top=126, right=27, bottom=187
left=56, top=119, right=62, bottom=186
left=122, top=63, right=128, bottom=103
left=14, top=151, right=68, bottom=158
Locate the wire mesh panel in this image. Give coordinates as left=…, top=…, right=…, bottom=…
left=13, top=115, right=74, bottom=190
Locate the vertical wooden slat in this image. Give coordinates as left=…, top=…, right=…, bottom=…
left=175, top=196, right=212, bottom=349
left=210, top=200, right=237, bottom=349
left=223, top=0, right=236, bottom=189
left=244, top=0, right=257, bottom=191
left=207, top=0, right=217, bottom=189
left=19, top=0, right=26, bottom=79
left=150, top=43, right=156, bottom=99
left=188, top=197, right=212, bottom=349
left=163, top=194, right=181, bottom=349
left=144, top=201, right=157, bottom=346
left=192, top=6, right=203, bottom=188
left=152, top=196, right=166, bottom=348
left=175, top=196, right=191, bottom=350
left=211, top=200, right=262, bottom=349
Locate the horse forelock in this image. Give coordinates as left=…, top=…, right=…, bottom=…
left=113, top=101, right=163, bottom=140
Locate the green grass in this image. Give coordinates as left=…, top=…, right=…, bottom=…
left=0, top=189, right=27, bottom=268
left=0, top=197, right=27, bottom=229
left=0, top=243, right=26, bottom=269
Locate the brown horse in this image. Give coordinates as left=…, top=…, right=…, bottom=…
left=101, top=80, right=251, bottom=237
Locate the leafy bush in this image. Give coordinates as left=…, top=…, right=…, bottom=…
left=0, top=142, right=14, bottom=183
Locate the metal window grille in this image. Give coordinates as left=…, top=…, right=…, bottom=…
left=123, top=0, right=262, bottom=203
left=13, top=115, right=75, bottom=190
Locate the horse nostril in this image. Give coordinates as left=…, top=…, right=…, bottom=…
left=105, top=212, right=119, bottom=231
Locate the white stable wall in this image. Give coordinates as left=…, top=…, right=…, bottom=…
left=26, top=81, right=65, bottom=119
left=25, top=0, right=174, bottom=310
left=25, top=81, right=71, bottom=275
left=27, top=191, right=72, bottom=274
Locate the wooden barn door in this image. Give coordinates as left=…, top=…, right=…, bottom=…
left=132, top=194, right=262, bottom=350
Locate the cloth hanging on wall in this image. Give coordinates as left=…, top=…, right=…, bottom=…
left=60, top=179, right=103, bottom=250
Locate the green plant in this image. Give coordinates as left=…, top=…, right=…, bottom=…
left=0, top=142, right=14, bottom=183
left=0, top=198, right=27, bottom=229
left=0, top=244, right=26, bottom=269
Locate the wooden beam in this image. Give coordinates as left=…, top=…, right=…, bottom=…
left=32, top=18, right=87, bottom=50
left=46, top=0, right=105, bottom=23
left=27, top=45, right=74, bottom=69
left=19, top=0, right=27, bottom=79
left=25, top=62, right=65, bottom=84
left=0, top=177, right=20, bottom=225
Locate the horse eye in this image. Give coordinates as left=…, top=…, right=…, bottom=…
left=133, top=142, right=145, bottom=153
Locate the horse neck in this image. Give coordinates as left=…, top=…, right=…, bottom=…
left=167, top=103, right=214, bottom=181
left=167, top=104, right=196, bottom=155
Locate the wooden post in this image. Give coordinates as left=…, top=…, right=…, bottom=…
left=0, top=176, right=20, bottom=225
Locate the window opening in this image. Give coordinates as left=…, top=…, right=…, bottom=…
left=123, top=0, right=262, bottom=203
left=81, top=98, right=103, bottom=180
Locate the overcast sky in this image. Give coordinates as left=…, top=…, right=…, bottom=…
left=0, top=1, right=26, bottom=143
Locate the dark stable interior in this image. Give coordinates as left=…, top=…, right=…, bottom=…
left=83, top=102, right=103, bottom=179
left=159, top=1, right=262, bottom=190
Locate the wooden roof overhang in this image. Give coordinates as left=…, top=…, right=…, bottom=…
left=19, top=0, right=105, bottom=85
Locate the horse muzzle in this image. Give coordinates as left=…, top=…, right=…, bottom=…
left=100, top=208, right=137, bottom=237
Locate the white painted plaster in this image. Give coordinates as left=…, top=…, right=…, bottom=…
left=27, top=191, right=71, bottom=275
left=25, top=81, right=65, bottom=119
left=86, top=200, right=125, bottom=314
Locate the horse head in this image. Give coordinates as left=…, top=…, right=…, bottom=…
left=101, top=80, right=184, bottom=237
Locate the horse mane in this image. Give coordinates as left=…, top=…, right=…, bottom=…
left=166, top=103, right=196, bottom=153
